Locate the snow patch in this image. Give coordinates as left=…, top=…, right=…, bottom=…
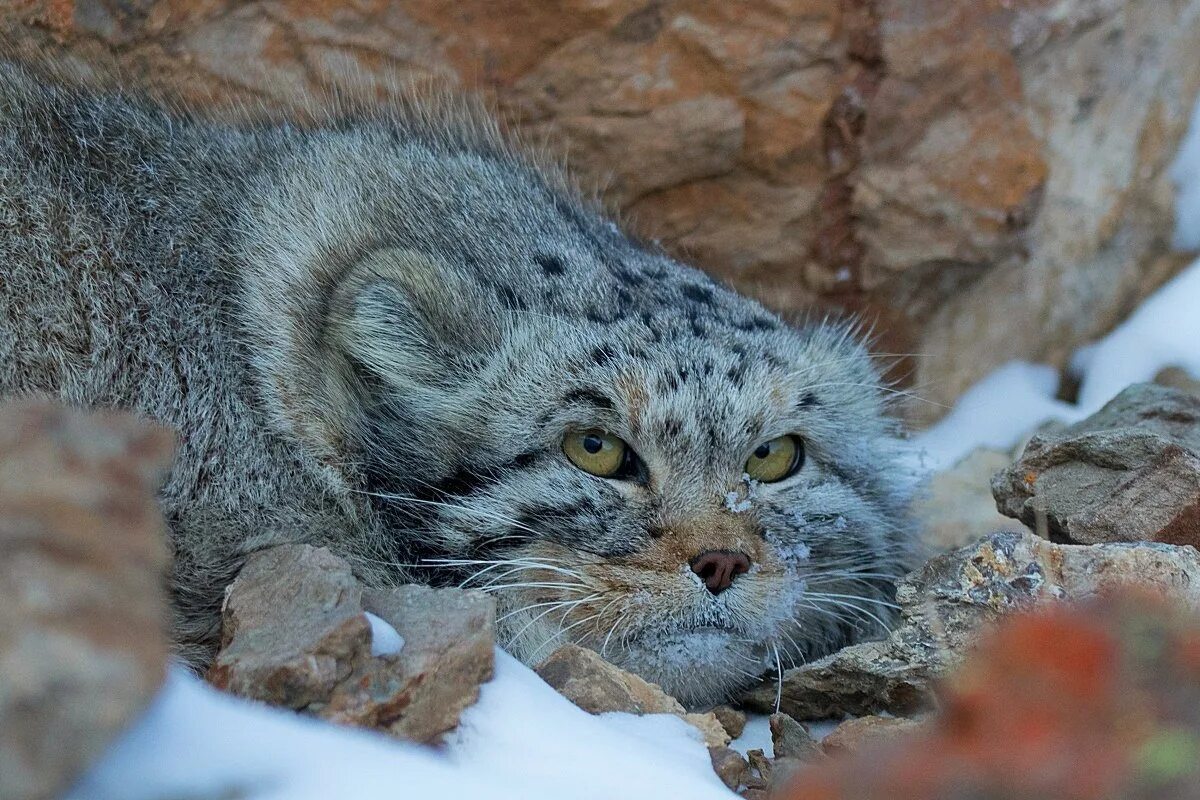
left=364, top=612, right=404, bottom=657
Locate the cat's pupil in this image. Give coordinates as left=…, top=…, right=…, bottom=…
left=754, top=443, right=771, bottom=459
left=583, top=434, right=604, bottom=454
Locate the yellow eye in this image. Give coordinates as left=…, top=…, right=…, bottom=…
left=563, top=430, right=629, bottom=478
left=744, top=435, right=803, bottom=483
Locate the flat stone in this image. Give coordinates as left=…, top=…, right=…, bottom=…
left=536, top=643, right=728, bottom=746
left=993, top=384, right=1200, bottom=547
left=743, top=530, right=1200, bottom=719
left=821, top=715, right=921, bottom=756
left=0, top=402, right=174, bottom=800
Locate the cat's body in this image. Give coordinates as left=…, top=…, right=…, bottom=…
left=0, top=61, right=916, bottom=706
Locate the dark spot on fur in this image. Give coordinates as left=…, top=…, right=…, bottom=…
left=611, top=263, right=645, bottom=286
left=681, top=284, right=714, bottom=306
left=797, top=392, right=819, bottom=409
left=727, top=362, right=747, bottom=387
left=663, top=418, right=683, bottom=438
left=496, top=284, right=527, bottom=311
left=734, top=316, right=779, bottom=332
left=536, top=254, right=566, bottom=275
left=686, top=309, right=706, bottom=338
left=590, top=345, right=617, bottom=365
left=563, top=389, right=616, bottom=411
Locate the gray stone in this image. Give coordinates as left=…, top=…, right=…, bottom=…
left=743, top=530, right=1200, bottom=719
left=993, top=383, right=1200, bottom=547
left=0, top=402, right=174, bottom=800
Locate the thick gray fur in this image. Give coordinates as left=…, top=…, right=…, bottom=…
left=0, top=61, right=917, bottom=706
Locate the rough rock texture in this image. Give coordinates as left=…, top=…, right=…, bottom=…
left=352, top=584, right=495, bottom=742
left=770, top=712, right=824, bottom=761
left=535, top=643, right=729, bottom=747
left=0, top=402, right=174, bottom=800
left=913, top=446, right=1023, bottom=553
left=777, top=595, right=1200, bottom=799
left=743, top=529, right=1200, bottom=718
left=994, top=384, right=1200, bottom=548
left=2, top=1, right=1198, bottom=416
left=711, top=704, right=747, bottom=739
left=208, top=544, right=495, bottom=744
left=709, top=745, right=749, bottom=791
left=820, top=715, right=921, bottom=756
left=1156, top=367, right=1200, bottom=397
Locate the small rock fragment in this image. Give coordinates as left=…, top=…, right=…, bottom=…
left=536, top=643, right=728, bottom=745
left=745, top=748, right=772, bottom=787
left=208, top=545, right=495, bottom=744
left=708, top=745, right=748, bottom=790
left=350, top=584, right=495, bottom=743
left=0, top=402, right=174, bottom=800
left=537, top=644, right=685, bottom=715
left=769, top=712, right=824, bottom=761
left=743, top=530, right=1200, bottom=719
left=993, top=383, right=1200, bottom=547
left=207, top=544, right=369, bottom=709
left=711, top=704, right=748, bottom=738
left=821, top=716, right=921, bottom=756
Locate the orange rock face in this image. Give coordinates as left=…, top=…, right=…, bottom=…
left=3, top=0, right=1198, bottom=416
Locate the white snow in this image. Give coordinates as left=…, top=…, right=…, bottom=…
left=71, top=653, right=734, bottom=800
left=730, top=714, right=774, bottom=757
left=364, top=611, right=404, bottom=657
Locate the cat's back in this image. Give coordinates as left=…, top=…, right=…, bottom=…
left=0, top=61, right=246, bottom=406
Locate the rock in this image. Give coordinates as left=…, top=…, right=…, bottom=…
left=993, top=384, right=1200, bottom=547
left=536, top=644, right=729, bottom=746
left=769, top=712, right=824, bottom=761
left=821, top=716, right=921, bottom=757
left=207, top=544, right=370, bottom=709
left=328, top=584, right=496, bottom=743
left=744, top=749, right=772, bottom=789
left=774, top=594, right=1200, bottom=800
left=3, top=2, right=1198, bottom=419
left=710, top=704, right=747, bottom=739
left=708, top=745, right=748, bottom=790
left=1155, top=366, right=1200, bottom=397
left=912, top=447, right=1023, bottom=553
left=208, top=544, right=495, bottom=743
left=0, top=402, right=174, bottom=800
left=742, top=529, right=1200, bottom=719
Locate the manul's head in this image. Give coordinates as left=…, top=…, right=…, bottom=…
left=241, top=123, right=917, bottom=707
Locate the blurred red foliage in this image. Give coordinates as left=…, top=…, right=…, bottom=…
left=777, top=592, right=1200, bottom=800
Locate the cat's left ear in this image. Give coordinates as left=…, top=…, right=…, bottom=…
left=329, top=247, right=501, bottom=395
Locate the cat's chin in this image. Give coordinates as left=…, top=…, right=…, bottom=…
left=605, top=626, right=774, bottom=709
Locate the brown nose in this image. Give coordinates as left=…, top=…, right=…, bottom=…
left=690, top=550, right=751, bottom=595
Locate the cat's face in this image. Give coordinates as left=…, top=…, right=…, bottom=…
left=345, top=251, right=915, bottom=707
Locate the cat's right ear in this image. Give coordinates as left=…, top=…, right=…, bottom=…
left=329, top=248, right=501, bottom=395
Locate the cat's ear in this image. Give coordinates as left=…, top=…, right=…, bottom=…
left=330, top=248, right=501, bottom=394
